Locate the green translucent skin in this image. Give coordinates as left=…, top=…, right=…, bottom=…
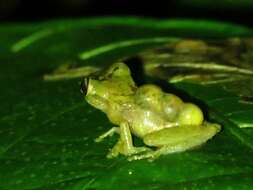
left=84, top=62, right=221, bottom=161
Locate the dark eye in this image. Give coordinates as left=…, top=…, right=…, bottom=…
left=80, top=78, right=89, bottom=95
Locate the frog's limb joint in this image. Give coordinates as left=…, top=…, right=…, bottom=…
left=107, top=122, right=151, bottom=158
left=107, top=139, right=124, bottom=158
left=95, top=127, right=119, bottom=142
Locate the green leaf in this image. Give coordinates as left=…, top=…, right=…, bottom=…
left=0, top=17, right=253, bottom=190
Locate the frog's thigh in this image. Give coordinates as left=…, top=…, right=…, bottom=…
left=143, top=124, right=219, bottom=154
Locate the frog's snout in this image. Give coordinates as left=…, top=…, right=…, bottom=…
left=80, top=77, right=90, bottom=95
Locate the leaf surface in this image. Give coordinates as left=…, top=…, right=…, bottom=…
left=0, top=17, right=253, bottom=190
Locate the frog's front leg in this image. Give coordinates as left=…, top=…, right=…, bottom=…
left=129, top=122, right=221, bottom=161
left=95, top=127, right=119, bottom=142
left=107, top=122, right=151, bottom=158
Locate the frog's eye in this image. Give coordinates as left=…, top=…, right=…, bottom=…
left=80, top=77, right=89, bottom=95
left=105, top=62, right=130, bottom=78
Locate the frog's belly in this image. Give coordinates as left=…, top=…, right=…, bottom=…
left=128, top=110, right=168, bottom=138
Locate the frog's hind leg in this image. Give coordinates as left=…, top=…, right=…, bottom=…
left=128, top=139, right=202, bottom=161
left=129, top=141, right=192, bottom=161
left=95, top=127, right=119, bottom=142
left=107, top=122, right=151, bottom=158
left=129, top=123, right=220, bottom=161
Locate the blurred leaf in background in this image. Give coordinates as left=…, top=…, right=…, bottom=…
left=1, top=0, right=253, bottom=27
left=177, top=0, right=253, bottom=9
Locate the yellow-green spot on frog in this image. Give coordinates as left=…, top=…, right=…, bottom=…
left=82, top=62, right=221, bottom=161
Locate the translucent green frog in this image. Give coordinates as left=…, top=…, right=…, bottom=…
left=81, top=62, right=221, bottom=161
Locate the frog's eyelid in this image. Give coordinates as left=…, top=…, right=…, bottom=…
left=104, top=66, right=119, bottom=78
left=112, top=66, right=119, bottom=72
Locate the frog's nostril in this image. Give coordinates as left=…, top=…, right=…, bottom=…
left=80, top=78, right=89, bottom=95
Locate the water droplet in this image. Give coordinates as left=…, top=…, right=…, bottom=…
left=82, top=118, right=88, bottom=122
left=57, top=173, right=64, bottom=178
left=5, top=160, right=12, bottom=165
left=28, top=116, right=34, bottom=121
left=44, top=151, right=50, bottom=156
left=52, top=161, right=58, bottom=165
left=207, top=179, right=213, bottom=185
left=68, top=143, right=73, bottom=147
left=39, top=164, right=45, bottom=169
left=78, top=162, right=83, bottom=166
left=43, top=161, right=48, bottom=165
left=62, top=148, right=67, bottom=153
left=87, top=109, right=93, bottom=113
left=15, top=179, right=23, bottom=184
left=30, top=173, right=36, bottom=178
left=24, top=157, right=31, bottom=162
left=21, top=152, right=27, bottom=156
left=50, top=122, right=57, bottom=127
left=231, top=157, right=236, bottom=162
left=98, top=126, right=103, bottom=130
left=28, top=106, right=33, bottom=110
left=22, top=143, right=28, bottom=147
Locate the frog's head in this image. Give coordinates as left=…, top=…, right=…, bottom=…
left=81, top=62, right=136, bottom=112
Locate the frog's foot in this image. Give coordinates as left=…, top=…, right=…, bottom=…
left=128, top=145, right=177, bottom=161
left=107, top=140, right=151, bottom=159
left=126, top=146, right=151, bottom=156
left=128, top=149, right=160, bottom=162
left=95, top=127, right=119, bottom=143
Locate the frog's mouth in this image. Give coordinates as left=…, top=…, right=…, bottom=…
left=80, top=77, right=89, bottom=95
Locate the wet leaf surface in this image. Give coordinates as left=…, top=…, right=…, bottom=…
left=0, top=17, right=253, bottom=190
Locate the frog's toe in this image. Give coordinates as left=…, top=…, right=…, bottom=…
left=128, top=150, right=160, bottom=161
left=107, top=150, right=119, bottom=159
left=106, top=140, right=123, bottom=158
left=94, top=137, right=103, bottom=143
left=129, top=146, right=151, bottom=155
left=107, top=146, right=152, bottom=159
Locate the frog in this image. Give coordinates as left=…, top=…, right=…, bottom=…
left=81, top=62, right=221, bottom=161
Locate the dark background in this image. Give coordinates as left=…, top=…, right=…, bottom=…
left=1, top=0, right=253, bottom=27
